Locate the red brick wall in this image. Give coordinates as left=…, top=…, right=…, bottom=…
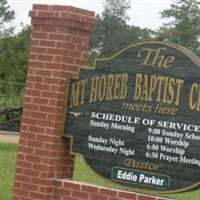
left=12, top=4, right=174, bottom=200
left=54, top=180, right=173, bottom=200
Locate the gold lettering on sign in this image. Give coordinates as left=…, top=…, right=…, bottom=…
left=189, top=83, right=200, bottom=112
left=69, top=79, right=88, bottom=109
left=134, top=73, right=184, bottom=106
left=89, top=73, right=128, bottom=103
left=138, top=47, right=175, bottom=68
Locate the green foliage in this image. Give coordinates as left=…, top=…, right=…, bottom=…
left=0, top=0, right=15, bottom=37
left=0, top=25, right=31, bottom=99
left=0, top=25, right=31, bottom=82
left=0, top=95, right=24, bottom=109
left=90, top=0, right=154, bottom=58
left=102, top=0, right=130, bottom=22
left=0, top=1, right=30, bottom=108
left=157, top=0, right=200, bottom=55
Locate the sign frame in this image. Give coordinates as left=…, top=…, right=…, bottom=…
left=63, top=41, right=200, bottom=194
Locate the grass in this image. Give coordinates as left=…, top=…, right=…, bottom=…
left=0, top=142, right=18, bottom=200
left=0, top=142, right=199, bottom=200
left=166, top=190, right=200, bottom=200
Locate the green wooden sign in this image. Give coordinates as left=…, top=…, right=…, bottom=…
left=64, top=41, right=200, bottom=193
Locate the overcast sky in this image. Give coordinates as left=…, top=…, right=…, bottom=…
left=8, top=0, right=172, bottom=32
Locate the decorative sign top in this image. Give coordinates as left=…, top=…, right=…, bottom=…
left=64, top=41, right=200, bottom=193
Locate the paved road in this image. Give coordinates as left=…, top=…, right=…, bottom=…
left=0, top=131, right=19, bottom=143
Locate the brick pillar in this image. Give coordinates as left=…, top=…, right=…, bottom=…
left=12, top=4, right=95, bottom=200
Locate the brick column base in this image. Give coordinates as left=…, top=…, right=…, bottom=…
left=54, top=179, right=173, bottom=200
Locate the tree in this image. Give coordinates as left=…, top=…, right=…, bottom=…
left=102, top=0, right=130, bottom=22
left=0, top=25, right=31, bottom=95
left=157, top=0, right=200, bottom=54
left=0, top=0, right=15, bottom=37
left=90, top=0, right=154, bottom=58
left=90, top=0, right=131, bottom=57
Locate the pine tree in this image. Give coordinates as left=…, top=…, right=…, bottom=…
left=157, top=0, right=200, bottom=54
left=90, top=0, right=153, bottom=58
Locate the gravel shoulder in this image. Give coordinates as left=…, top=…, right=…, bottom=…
left=0, top=131, right=19, bottom=143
